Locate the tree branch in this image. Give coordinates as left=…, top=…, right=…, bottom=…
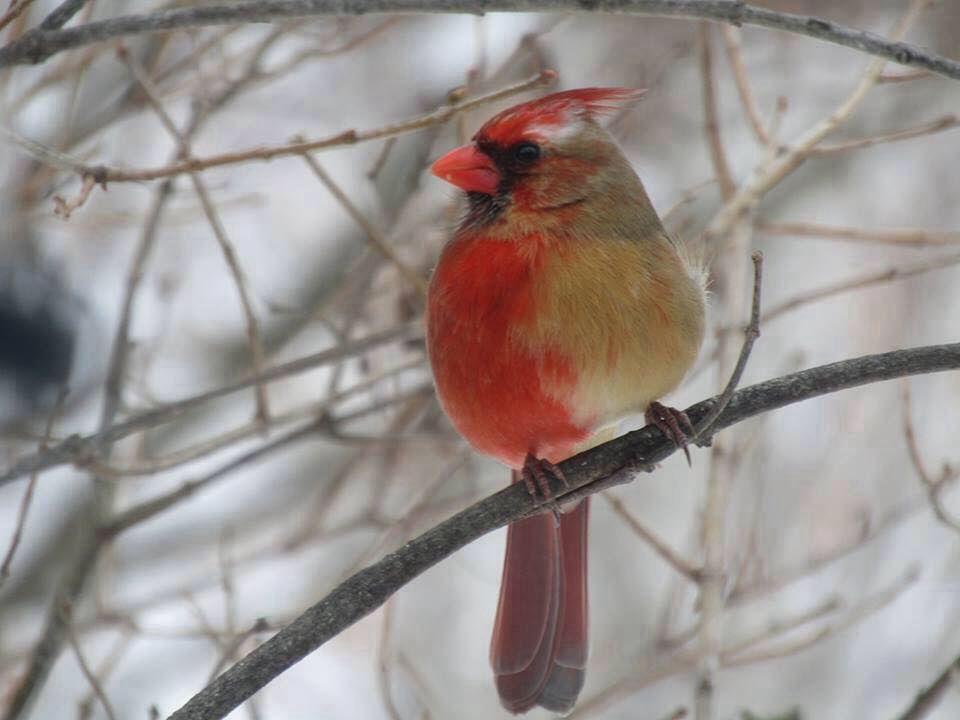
left=0, top=321, right=421, bottom=488
left=0, top=70, right=556, bottom=185
left=1, top=1, right=959, bottom=81
left=895, top=649, right=960, bottom=720
left=166, top=342, right=960, bottom=720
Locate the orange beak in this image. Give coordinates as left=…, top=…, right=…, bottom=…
left=431, top=144, right=500, bottom=195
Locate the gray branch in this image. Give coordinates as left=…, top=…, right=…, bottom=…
left=0, top=1, right=958, bottom=80
left=0, top=321, right=419, bottom=489
left=166, top=342, right=960, bottom=720
left=895, top=648, right=960, bottom=720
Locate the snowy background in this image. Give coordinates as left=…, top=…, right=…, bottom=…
left=1, top=1, right=959, bottom=719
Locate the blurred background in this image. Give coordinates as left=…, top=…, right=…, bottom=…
left=0, top=1, right=959, bottom=718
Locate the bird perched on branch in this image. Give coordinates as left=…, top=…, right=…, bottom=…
left=427, top=87, right=706, bottom=714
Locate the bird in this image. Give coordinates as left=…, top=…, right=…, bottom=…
left=426, top=87, right=706, bottom=714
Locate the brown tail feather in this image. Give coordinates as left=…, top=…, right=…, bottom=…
left=491, top=472, right=589, bottom=714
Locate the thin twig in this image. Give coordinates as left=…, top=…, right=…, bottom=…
left=812, top=113, right=959, bottom=154
left=728, top=496, right=937, bottom=608
left=52, top=172, right=95, bottom=218
left=694, top=225, right=755, bottom=720
left=693, top=251, right=763, bottom=444
left=102, top=420, right=322, bottom=537
left=119, top=46, right=271, bottom=422
left=718, top=595, right=842, bottom=663
left=260, top=17, right=401, bottom=79
left=299, top=152, right=427, bottom=295
left=576, top=567, right=918, bottom=718
left=878, top=69, right=929, bottom=83
left=77, top=630, right=134, bottom=720
left=367, top=136, right=397, bottom=180
left=2, top=70, right=557, bottom=184
left=189, top=175, right=272, bottom=422
left=699, top=23, right=735, bottom=200
left=89, top=357, right=424, bottom=478
left=377, top=599, right=403, bottom=720
left=759, top=250, right=960, bottom=325
left=724, top=567, right=918, bottom=666
left=757, top=220, right=960, bottom=247
left=720, top=25, right=769, bottom=145
left=39, top=0, right=90, bottom=30
left=0, top=0, right=39, bottom=33
left=64, top=612, right=118, bottom=720
left=902, top=382, right=960, bottom=533
left=0, top=390, right=67, bottom=586
left=604, top=493, right=702, bottom=583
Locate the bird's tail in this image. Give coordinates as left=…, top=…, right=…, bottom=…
left=490, top=471, right=589, bottom=715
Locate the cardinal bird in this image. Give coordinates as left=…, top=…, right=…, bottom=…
left=426, top=87, right=706, bottom=714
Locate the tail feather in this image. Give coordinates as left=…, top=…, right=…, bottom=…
left=491, top=473, right=589, bottom=715
left=540, top=499, right=589, bottom=713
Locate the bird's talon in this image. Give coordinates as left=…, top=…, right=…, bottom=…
left=521, top=454, right=567, bottom=518
left=645, top=401, right=693, bottom=466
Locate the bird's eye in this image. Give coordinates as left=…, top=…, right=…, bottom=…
left=512, top=142, right=541, bottom=164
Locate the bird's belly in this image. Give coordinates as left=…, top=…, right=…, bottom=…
left=428, top=332, right=590, bottom=468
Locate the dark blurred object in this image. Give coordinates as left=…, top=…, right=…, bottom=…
left=0, top=263, right=78, bottom=424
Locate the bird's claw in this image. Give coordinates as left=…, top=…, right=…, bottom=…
left=645, top=401, right=694, bottom=466
left=521, top=454, right=568, bottom=526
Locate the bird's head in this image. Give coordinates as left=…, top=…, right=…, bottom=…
left=432, top=87, right=645, bottom=229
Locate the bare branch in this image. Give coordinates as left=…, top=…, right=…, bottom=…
left=1, top=70, right=557, bottom=185
left=102, top=420, right=323, bottom=537
left=757, top=220, right=960, bottom=247
left=759, top=250, right=960, bottom=325
left=895, top=650, right=960, bottom=720
left=0, top=0, right=39, bottom=33
left=694, top=222, right=758, bottom=720
left=165, top=342, right=960, bottom=720
left=64, top=613, right=118, bottom=720
left=300, top=152, right=427, bottom=295
left=604, top=493, right=702, bottom=583
left=0, top=390, right=66, bottom=586
left=52, top=172, right=96, bottom=218
left=719, top=596, right=842, bottom=664
left=693, top=251, right=763, bottom=444
left=119, top=47, right=271, bottom=421
left=724, top=567, right=918, bottom=667
left=720, top=25, right=769, bottom=145
left=699, top=23, right=735, bottom=200
left=1, top=94, right=182, bottom=717
left=377, top=600, right=403, bottom=720
left=901, top=382, right=960, bottom=534
left=706, top=0, right=930, bottom=240
left=39, top=0, right=91, bottom=30
left=0, top=321, right=421, bottom=488
left=1, top=1, right=959, bottom=83
left=812, top=113, right=960, bottom=154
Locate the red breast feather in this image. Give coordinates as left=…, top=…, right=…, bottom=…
left=426, top=233, right=591, bottom=468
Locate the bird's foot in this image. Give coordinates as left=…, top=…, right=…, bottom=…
left=521, top=454, right=568, bottom=526
left=645, top=401, right=694, bottom=466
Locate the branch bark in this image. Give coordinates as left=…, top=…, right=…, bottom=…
left=166, top=342, right=960, bottom=720
left=1, top=1, right=959, bottom=81
left=895, top=650, right=960, bottom=720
